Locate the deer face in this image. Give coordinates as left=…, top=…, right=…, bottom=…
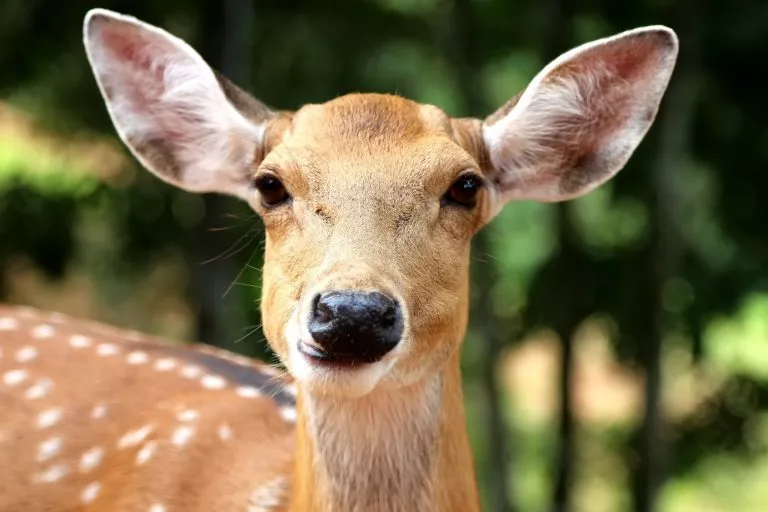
left=253, top=96, right=489, bottom=396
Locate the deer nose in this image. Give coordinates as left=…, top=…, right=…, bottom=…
left=304, top=291, right=403, bottom=365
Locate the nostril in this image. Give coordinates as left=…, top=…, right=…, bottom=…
left=312, top=293, right=333, bottom=323
left=379, top=302, right=398, bottom=328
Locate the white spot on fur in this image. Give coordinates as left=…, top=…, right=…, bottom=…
left=96, top=343, right=119, bottom=356
left=171, top=425, right=195, bottom=446
left=90, top=404, right=108, bottom=419
left=279, top=406, right=297, bottom=423
left=31, top=324, right=55, bottom=339
left=118, top=425, right=154, bottom=449
left=217, top=423, right=233, bottom=441
left=136, top=440, right=157, bottom=465
left=69, top=334, right=92, bottom=349
left=154, top=358, right=177, bottom=371
left=236, top=386, right=261, bottom=398
left=259, top=365, right=282, bottom=377
left=25, top=377, right=54, bottom=400
left=3, top=369, right=29, bottom=386
left=180, top=365, right=202, bottom=379
left=17, top=307, right=37, bottom=318
left=283, top=382, right=298, bottom=397
left=37, top=437, right=63, bottom=461
left=201, top=374, right=226, bottom=390
left=127, top=350, right=149, bottom=364
left=36, top=407, right=63, bottom=430
left=79, top=446, right=104, bottom=472
left=248, top=476, right=288, bottom=511
left=149, top=504, right=167, bottom=512
left=49, top=312, right=67, bottom=323
left=0, top=317, right=19, bottom=331
left=89, top=323, right=121, bottom=337
left=15, top=345, right=38, bottom=363
left=176, top=409, right=199, bottom=422
left=33, top=463, right=69, bottom=483
left=81, top=482, right=101, bottom=503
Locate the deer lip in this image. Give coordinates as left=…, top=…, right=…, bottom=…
left=297, top=340, right=362, bottom=369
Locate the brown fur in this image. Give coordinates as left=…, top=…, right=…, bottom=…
left=0, top=306, right=295, bottom=511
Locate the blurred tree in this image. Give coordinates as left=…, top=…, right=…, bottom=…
left=448, top=0, right=517, bottom=510
left=535, top=1, right=580, bottom=510
left=186, top=0, right=263, bottom=354
left=631, top=0, right=700, bottom=510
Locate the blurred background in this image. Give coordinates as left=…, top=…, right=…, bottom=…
left=1, top=0, right=767, bottom=511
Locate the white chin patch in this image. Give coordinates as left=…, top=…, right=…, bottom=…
left=284, top=310, right=394, bottom=398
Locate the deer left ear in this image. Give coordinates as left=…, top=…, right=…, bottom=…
left=83, top=9, right=276, bottom=199
left=481, top=26, right=678, bottom=206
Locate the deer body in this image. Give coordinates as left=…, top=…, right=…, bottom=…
left=0, top=306, right=296, bottom=512
left=0, top=8, right=678, bottom=511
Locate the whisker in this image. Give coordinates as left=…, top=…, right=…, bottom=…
left=201, top=224, right=261, bottom=265
left=232, top=325, right=263, bottom=344
left=232, top=282, right=262, bottom=290
left=223, top=245, right=262, bottom=299
left=244, top=264, right=295, bottom=289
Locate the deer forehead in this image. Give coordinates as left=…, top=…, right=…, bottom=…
left=292, top=93, right=451, bottom=139
left=265, top=94, right=477, bottom=193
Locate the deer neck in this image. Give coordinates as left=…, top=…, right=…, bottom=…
left=289, top=349, right=480, bottom=512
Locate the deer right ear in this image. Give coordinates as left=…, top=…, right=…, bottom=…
left=83, top=9, right=275, bottom=199
left=480, top=26, right=678, bottom=208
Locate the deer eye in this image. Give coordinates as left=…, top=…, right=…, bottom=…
left=442, top=174, right=483, bottom=208
left=253, top=173, right=290, bottom=207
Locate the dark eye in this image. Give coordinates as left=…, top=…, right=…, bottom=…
left=442, top=174, right=482, bottom=208
left=253, top=173, right=290, bottom=207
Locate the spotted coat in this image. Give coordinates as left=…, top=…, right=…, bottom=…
left=0, top=305, right=295, bottom=512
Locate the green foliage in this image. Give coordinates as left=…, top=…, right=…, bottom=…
left=706, top=293, right=768, bottom=381
left=0, top=135, right=98, bottom=196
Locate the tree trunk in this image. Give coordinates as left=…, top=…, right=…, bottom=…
left=189, top=0, right=255, bottom=348
left=448, top=0, right=515, bottom=510
left=537, top=1, right=577, bottom=511
left=633, top=5, right=698, bottom=510
left=551, top=208, right=578, bottom=512
left=0, top=255, right=6, bottom=301
left=472, top=232, right=517, bottom=512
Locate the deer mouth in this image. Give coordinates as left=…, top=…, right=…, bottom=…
left=297, top=340, right=368, bottom=368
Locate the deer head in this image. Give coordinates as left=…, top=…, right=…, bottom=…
left=83, top=9, right=678, bottom=405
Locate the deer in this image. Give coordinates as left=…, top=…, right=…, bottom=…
left=0, top=8, right=678, bottom=512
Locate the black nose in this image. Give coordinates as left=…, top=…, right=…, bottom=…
left=304, top=291, right=403, bottom=365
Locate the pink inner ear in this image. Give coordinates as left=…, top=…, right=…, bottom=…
left=97, top=23, right=191, bottom=143
left=539, top=35, right=666, bottom=172
left=559, top=33, right=667, bottom=112
left=100, top=24, right=168, bottom=83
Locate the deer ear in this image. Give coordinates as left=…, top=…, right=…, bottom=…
left=481, top=26, right=678, bottom=205
left=83, top=9, right=274, bottom=198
